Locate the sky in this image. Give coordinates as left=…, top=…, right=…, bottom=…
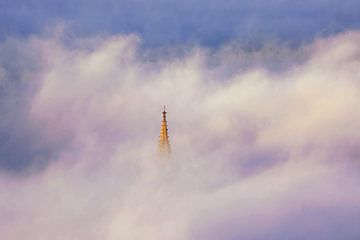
left=1, top=0, right=360, bottom=47
left=1, top=1, right=360, bottom=239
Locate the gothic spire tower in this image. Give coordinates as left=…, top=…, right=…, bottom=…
left=158, top=106, right=171, bottom=157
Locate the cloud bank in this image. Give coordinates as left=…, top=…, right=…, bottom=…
left=0, top=31, right=360, bottom=239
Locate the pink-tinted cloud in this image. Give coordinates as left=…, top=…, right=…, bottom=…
left=0, top=31, right=360, bottom=239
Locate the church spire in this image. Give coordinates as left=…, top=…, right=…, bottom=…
left=158, top=106, right=171, bottom=157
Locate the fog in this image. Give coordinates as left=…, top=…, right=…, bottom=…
left=0, top=30, right=360, bottom=239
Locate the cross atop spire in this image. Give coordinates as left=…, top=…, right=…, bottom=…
left=162, top=106, right=167, bottom=118
left=158, top=106, right=171, bottom=158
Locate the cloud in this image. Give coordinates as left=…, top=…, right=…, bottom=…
left=0, top=30, right=360, bottom=239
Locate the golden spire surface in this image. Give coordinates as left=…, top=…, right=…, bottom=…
left=158, top=106, right=171, bottom=157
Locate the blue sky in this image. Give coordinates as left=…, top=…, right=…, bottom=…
left=1, top=0, right=360, bottom=47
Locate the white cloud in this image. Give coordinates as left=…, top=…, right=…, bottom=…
left=0, top=31, right=360, bottom=239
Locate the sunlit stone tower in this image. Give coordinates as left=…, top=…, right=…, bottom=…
left=158, top=106, right=171, bottom=158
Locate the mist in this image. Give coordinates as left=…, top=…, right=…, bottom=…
left=0, top=30, right=360, bottom=239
